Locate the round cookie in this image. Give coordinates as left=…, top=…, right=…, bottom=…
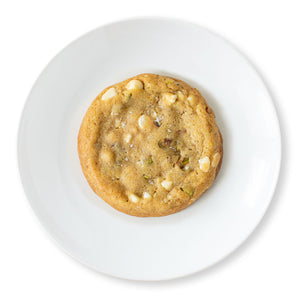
left=78, top=74, right=223, bottom=217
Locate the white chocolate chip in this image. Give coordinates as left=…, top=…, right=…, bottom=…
left=161, top=93, right=177, bottom=105
left=138, top=114, right=152, bottom=130
left=128, top=193, right=139, bottom=203
left=187, top=95, right=198, bottom=106
left=199, top=156, right=210, bottom=172
left=102, top=87, right=117, bottom=101
left=167, top=193, right=173, bottom=200
left=168, top=95, right=177, bottom=103
left=177, top=91, right=186, bottom=101
left=105, top=131, right=118, bottom=144
left=212, top=152, right=221, bottom=168
left=124, top=133, right=132, bottom=143
left=161, top=180, right=173, bottom=190
left=143, top=192, right=151, bottom=199
left=100, top=149, right=114, bottom=163
left=126, top=79, right=144, bottom=90
left=138, top=115, right=146, bottom=129
left=111, top=103, right=122, bottom=115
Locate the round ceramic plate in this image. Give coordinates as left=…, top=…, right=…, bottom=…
left=18, top=18, right=281, bottom=281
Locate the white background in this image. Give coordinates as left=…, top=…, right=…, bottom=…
left=0, top=0, right=299, bottom=299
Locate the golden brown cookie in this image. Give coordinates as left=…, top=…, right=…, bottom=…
left=78, top=74, right=223, bottom=217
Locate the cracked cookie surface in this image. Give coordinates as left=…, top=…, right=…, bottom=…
left=78, top=73, right=223, bottom=217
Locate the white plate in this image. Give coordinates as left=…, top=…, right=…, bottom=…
left=18, top=18, right=281, bottom=281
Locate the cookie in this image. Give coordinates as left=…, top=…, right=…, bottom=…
left=78, top=74, right=223, bottom=217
